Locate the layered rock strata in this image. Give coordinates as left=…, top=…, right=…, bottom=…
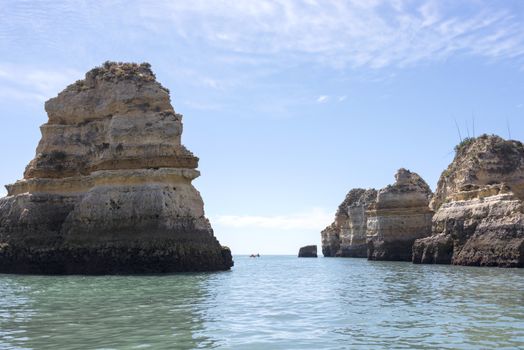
left=298, top=245, right=317, bottom=258
left=413, top=135, right=524, bottom=267
left=321, top=189, right=377, bottom=257
left=0, top=62, right=233, bottom=274
left=367, top=169, right=433, bottom=261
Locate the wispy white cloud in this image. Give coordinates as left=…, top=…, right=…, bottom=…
left=0, top=64, right=82, bottom=102
left=138, top=0, right=524, bottom=69
left=214, top=208, right=332, bottom=231
left=316, top=95, right=347, bottom=103
left=316, top=95, right=328, bottom=103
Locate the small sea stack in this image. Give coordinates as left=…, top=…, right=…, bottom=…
left=413, top=135, right=524, bottom=267
left=298, top=245, right=317, bottom=257
left=0, top=61, right=233, bottom=274
left=367, top=169, right=433, bottom=261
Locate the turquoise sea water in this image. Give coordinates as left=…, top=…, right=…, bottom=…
left=0, top=256, right=523, bottom=349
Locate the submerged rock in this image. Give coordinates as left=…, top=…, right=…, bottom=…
left=413, top=135, right=524, bottom=267
left=367, top=169, right=433, bottom=261
left=321, top=189, right=377, bottom=257
left=0, top=61, right=233, bottom=274
left=298, top=245, right=317, bottom=258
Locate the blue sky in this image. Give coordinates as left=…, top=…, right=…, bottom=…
left=1, top=0, right=523, bottom=254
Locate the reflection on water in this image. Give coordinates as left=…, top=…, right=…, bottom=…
left=1, top=257, right=523, bottom=349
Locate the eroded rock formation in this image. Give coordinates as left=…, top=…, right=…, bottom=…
left=321, top=188, right=377, bottom=257
left=366, top=169, right=433, bottom=261
left=0, top=62, right=233, bottom=274
left=413, top=135, right=524, bottom=267
left=321, top=223, right=340, bottom=257
left=298, top=245, right=317, bottom=258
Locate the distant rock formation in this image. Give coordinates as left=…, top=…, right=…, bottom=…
left=321, top=223, right=340, bottom=257
left=298, top=245, right=317, bottom=258
left=321, top=170, right=432, bottom=261
left=0, top=62, right=233, bottom=274
left=341, top=189, right=378, bottom=257
left=367, top=169, right=433, bottom=261
left=323, top=135, right=523, bottom=267
left=321, top=189, right=377, bottom=257
left=413, top=135, right=524, bottom=267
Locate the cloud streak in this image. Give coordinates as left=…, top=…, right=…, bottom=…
left=317, top=95, right=328, bottom=103
left=214, top=208, right=332, bottom=231
left=139, top=0, right=524, bottom=69
left=0, top=64, right=83, bottom=102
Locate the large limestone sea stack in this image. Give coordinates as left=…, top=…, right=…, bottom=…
left=0, top=62, right=233, bottom=274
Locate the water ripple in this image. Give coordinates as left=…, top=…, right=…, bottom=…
left=0, top=256, right=523, bottom=349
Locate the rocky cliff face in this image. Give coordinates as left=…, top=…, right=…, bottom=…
left=321, top=223, right=340, bottom=257
left=367, top=169, right=433, bottom=261
left=413, top=135, right=524, bottom=267
left=321, top=188, right=377, bottom=257
left=0, top=62, right=233, bottom=274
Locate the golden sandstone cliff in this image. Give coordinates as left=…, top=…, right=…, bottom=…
left=0, top=62, right=233, bottom=274
left=413, top=135, right=524, bottom=267
left=322, top=135, right=524, bottom=267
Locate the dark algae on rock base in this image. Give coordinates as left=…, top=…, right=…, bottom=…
left=0, top=62, right=233, bottom=274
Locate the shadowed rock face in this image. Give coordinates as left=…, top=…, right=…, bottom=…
left=0, top=62, right=233, bottom=274
left=413, top=135, right=524, bottom=267
left=367, top=169, right=433, bottom=261
left=321, top=223, right=340, bottom=257
left=321, top=188, right=377, bottom=257
left=298, top=245, right=317, bottom=258
left=339, top=189, right=378, bottom=257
